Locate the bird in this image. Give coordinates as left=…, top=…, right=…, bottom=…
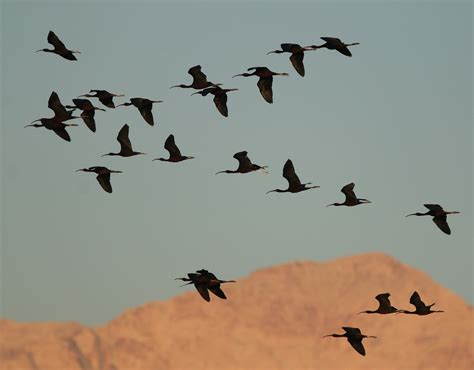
left=359, top=293, right=402, bottom=314
left=233, top=67, right=288, bottom=104
left=192, top=85, right=238, bottom=117
left=398, top=291, right=444, bottom=315
left=102, top=124, right=145, bottom=157
left=76, top=167, right=122, bottom=193
left=311, top=37, right=360, bottom=57
left=267, top=43, right=316, bottom=77
left=326, top=183, right=371, bottom=207
left=79, top=90, right=125, bottom=108
left=175, top=269, right=236, bottom=302
left=65, top=98, right=105, bottom=132
left=406, top=204, right=459, bottom=235
left=323, top=327, right=376, bottom=356
left=170, top=65, right=220, bottom=90
left=152, top=134, right=194, bottom=163
left=116, top=98, right=163, bottom=126
left=266, top=159, right=319, bottom=194
left=25, top=91, right=79, bottom=142
left=216, top=151, right=267, bottom=174
left=36, top=31, right=80, bottom=61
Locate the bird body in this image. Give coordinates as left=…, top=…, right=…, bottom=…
left=102, top=124, right=145, bottom=157
left=233, top=66, right=288, bottom=104
left=175, top=269, right=235, bottom=302
left=65, top=98, right=105, bottom=132
left=399, top=291, right=444, bottom=315
left=192, top=86, right=238, bottom=117
left=326, top=182, right=370, bottom=207
left=76, top=166, right=122, bottom=193
left=267, top=43, right=316, bottom=76
left=36, top=31, right=80, bottom=61
left=323, top=327, right=376, bottom=356
left=153, top=134, right=194, bottom=163
left=312, top=37, right=360, bottom=57
left=267, top=159, right=319, bottom=194
left=359, top=292, right=401, bottom=314
left=216, top=151, right=267, bottom=174
left=116, top=97, right=163, bottom=126
left=79, top=90, right=125, bottom=108
left=171, top=65, right=219, bottom=90
left=406, top=204, right=459, bottom=235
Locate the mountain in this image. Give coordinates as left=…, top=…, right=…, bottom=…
left=1, top=253, right=472, bottom=369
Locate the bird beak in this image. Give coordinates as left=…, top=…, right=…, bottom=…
left=75, top=169, right=85, bottom=172
left=152, top=100, right=164, bottom=103
left=170, top=85, right=180, bottom=89
left=266, top=50, right=277, bottom=55
left=406, top=213, right=416, bottom=217
left=25, top=119, right=41, bottom=127
left=232, top=74, right=244, bottom=78
left=111, top=170, right=123, bottom=174
left=326, top=204, right=335, bottom=207
left=35, top=49, right=43, bottom=53
left=322, top=335, right=332, bottom=338
left=191, top=91, right=200, bottom=96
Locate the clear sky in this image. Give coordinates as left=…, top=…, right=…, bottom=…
left=1, top=1, right=472, bottom=325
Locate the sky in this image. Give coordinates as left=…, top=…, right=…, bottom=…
left=0, top=1, right=472, bottom=325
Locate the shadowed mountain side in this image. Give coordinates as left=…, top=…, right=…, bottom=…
left=1, top=253, right=473, bottom=370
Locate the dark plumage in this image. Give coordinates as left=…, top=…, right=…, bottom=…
left=36, top=31, right=80, bottom=61
left=175, top=269, right=236, bottom=302
left=326, top=183, right=371, bottom=207
left=116, top=98, right=163, bottom=126
left=192, top=86, right=238, bottom=117
left=312, top=37, right=360, bottom=57
left=153, top=134, right=194, bottom=163
left=267, top=43, right=316, bottom=77
left=323, top=327, right=376, bottom=356
left=76, top=166, right=122, bottom=193
left=170, top=65, right=220, bottom=90
left=406, top=204, right=459, bottom=235
left=233, top=67, right=288, bottom=104
left=79, top=90, right=125, bottom=108
left=216, top=151, right=267, bottom=174
left=102, top=124, right=146, bottom=157
left=65, top=98, right=105, bottom=132
left=359, top=293, right=401, bottom=314
left=398, top=291, right=444, bottom=315
left=266, top=159, right=319, bottom=194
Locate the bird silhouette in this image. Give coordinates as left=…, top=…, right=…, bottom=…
left=116, top=98, right=163, bottom=126
left=25, top=91, right=79, bottom=142
left=76, top=167, right=122, bottom=193
left=175, top=269, right=236, bottom=302
left=79, top=90, right=125, bottom=108
left=326, top=183, right=371, bottom=207
left=65, top=98, right=105, bottom=132
left=267, top=43, right=316, bottom=77
left=192, top=85, right=238, bottom=117
left=233, top=67, right=288, bottom=104
left=312, top=37, right=360, bottom=57
left=398, top=291, right=444, bottom=315
left=36, top=31, right=80, bottom=61
left=216, top=151, right=267, bottom=174
left=102, top=124, right=145, bottom=157
left=152, top=134, right=194, bottom=163
left=170, top=65, right=220, bottom=90
left=406, top=204, right=459, bottom=235
left=359, top=293, right=402, bottom=314
left=323, top=327, right=376, bottom=356
left=266, top=159, right=319, bottom=194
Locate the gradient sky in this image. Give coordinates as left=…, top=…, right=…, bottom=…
left=1, top=1, right=472, bottom=325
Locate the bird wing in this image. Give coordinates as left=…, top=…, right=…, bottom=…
left=188, top=65, right=208, bottom=85
left=117, top=124, right=133, bottom=151
left=257, top=76, right=274, bottom=104
left=282, top=159, right=302, bottom=187
left=290, top=52, right=305, bottom=77
left=47, top=31, right=67, bottom=51
left=234, top=151, right=253, bottom=172
left=336, top=45, right=352, bottom=57
left=341, top=183, right=357, bottom=202
left=321, top=37, right=341, bottom=44
left=195, top=284, right=210, bottom=302
left=48, top=92, right=70, bottom=121
left=52, top=126, right=71, bottom=142
left=96, top=173, right=112, bottom=193
left=72, top=98, right=94, bottom=111
left=347, top=337, right=366, bottom=356
left=137, top=105, right=154, bottom=126
left=375, top=293, right=392, bottom=310
left=164, top=134, right=182, bottom=158
left=409, top=291, right=427, bottom=310
left=80, top=110, right=96, bottom=132
left=424, top=204, right=444, bottom=213
left=98, top=93, right=115, bottom=108
left=433, top=215, right=451, bottom=235
left=213, top=93, right=228, bottom=117
left=208, top=285, right=227, bottom=299
left=342, top=327, right=361, bottom=336
left=320, top=37, right=352, bottom=57
left=281, top=43, right=300, bottom=52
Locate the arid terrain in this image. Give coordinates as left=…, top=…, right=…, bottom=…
left=1, top=252, right=472, bottom=370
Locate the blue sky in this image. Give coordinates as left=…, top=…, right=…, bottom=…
left=1, top=1, right=472, bottom=325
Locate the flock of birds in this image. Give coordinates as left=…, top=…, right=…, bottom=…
left=31, top=31, right=458, bottom=357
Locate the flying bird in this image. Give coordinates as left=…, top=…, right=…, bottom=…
left=36, top=31, right=80, bottom=61
left=406, top=204, right=459, bottom=235
left=25, top=91, right=79, bottom=142
left=152, top=134, right=194, bottom=163
left=216, top=151, right=267, bottom=174
left=192, top=85, right=238, bottom=117
left=311, top=37, right=360, bottom=57
left=266, top=159, right=319, bottom=194
left=175, top=269, right=236, bottom=302
left=359, top=293, right=401, bottom=314
left=170, top=65, right=220, bottom=90
left=76, top=166, right=122, bottom=193
left=65, top=99, right=105, bottom=132
left=326, top=183, right=370, bottom=207
left=233, top=67, right=288, bottom=103
left=79, top=90, right=125, bottom=108
left=102, top=124, right=145, bottom=157
left=116, top=98, right=163, bottom=126
left=323, top=327, right=376, bottom=356
left=398, top=291, right=444, bottom=315
left=267, top=43, right=316, bottom=77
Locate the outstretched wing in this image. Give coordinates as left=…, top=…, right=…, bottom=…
left=282, top=159, right=302, bottom=187
left=117, top=124, right=133, bottom=151
left=280, top=43, right=300, bottom=52
left=188, top=65, right=208, bottom=86
left=47, top=31, right=67, bottom=51
left=347, top=337, right=366, bottom=356
left=48, top=91, right=71, bottom=121
left=195, top=284, right=210, bottom=302
left=96, top=173, right=112, bottom=193
left=290, top=52, right=305, bottom=77
left=257, top=76, right=273, bottom=103
left=208, top=285, right=227, bottom=299
left=375, top=293, right=392, bottom=310
left=97, top=92, right=115, bottom=108
left=409, top=291, right=427, bottom=310
left=424, top=204, right=444, bottom=213
left=213, top=93, right=228, bottom=117
left=433, top=215, right=451, bottom=235
left=341, top=183, right=357, bottom=202
left=52, top=127, right=71, bottom=142
left=72, top=98, right=95, bottom=111
left=233, top=151, right=253, bottom=172
left=321, top=37, right=352, bottom=57
left=80, top=110, right=96, bottom=132
left=164, top=134, right=182, bottom=158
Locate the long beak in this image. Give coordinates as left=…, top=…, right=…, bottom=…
left=35, top=49, right=43, bottom=53
left=232, top=73, right=244, bottom=78
left=96, top=108, right=106, bottom=111
left=278, top=73, right=289, bottom=76
left=111, top=170, right=123, bottom=173
left=366, top=336, right=377, bottom=339
left=215, top=170, right=226, bottom=175
left=25, top=119, right=41, bottom=127
left=266, top=189, right=276, bottom=195
left=322, top=334, right=333, bottom=338
left=170, top=85, right=180, bottom=89
left=266, top=50, right=278, bottom=55
left=406, top=213, right=416, bottom=217
left=191, top=91, right=201, bottom=96
left=152, top=100, right=164, bottom=103
left=326, top=203, right=335, bottom=207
